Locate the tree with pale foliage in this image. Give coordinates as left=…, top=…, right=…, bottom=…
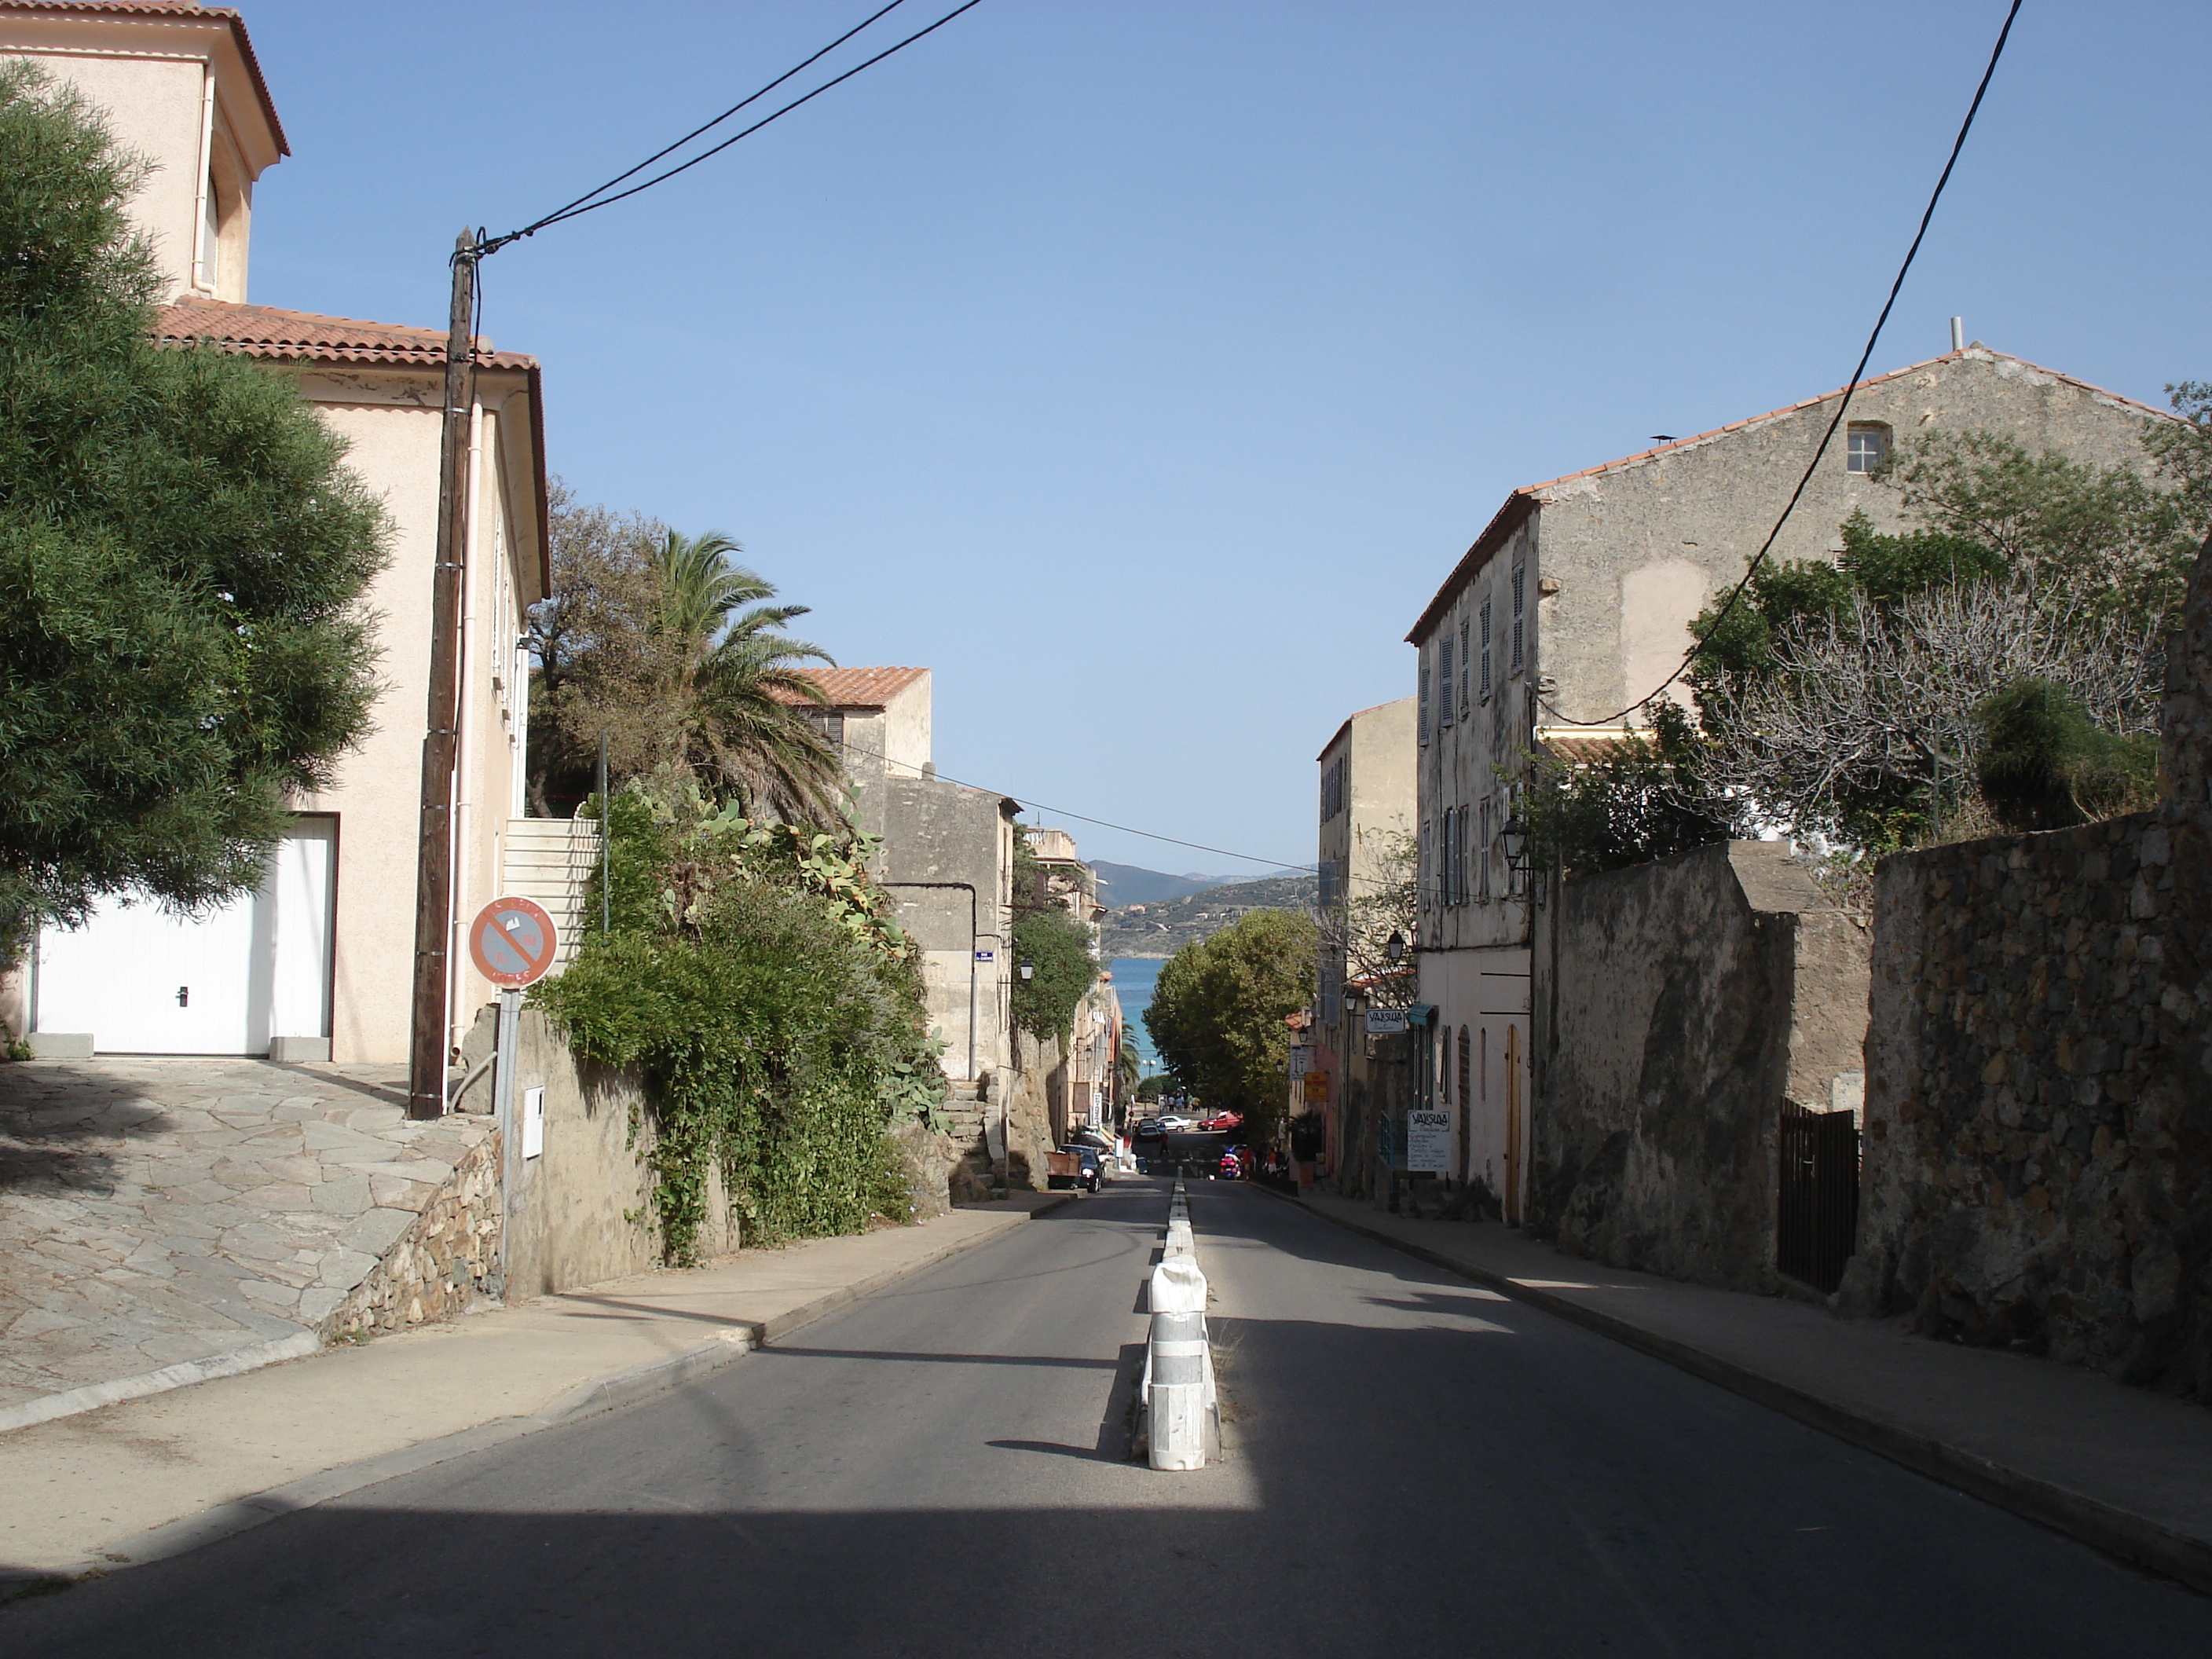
left=528, top=498, right=845, bottom=826
left=1318, top=826, right=1419, bottom=1009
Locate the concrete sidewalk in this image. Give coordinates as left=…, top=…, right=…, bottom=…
left=1280, top=1185, right=2212, bottom=1597
left=0, top=1192, right=1068, bottom=1583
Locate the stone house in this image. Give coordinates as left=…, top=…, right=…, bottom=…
left=1310, top=697, right=1415, bottom=1188
left=1407, top=342, right=2176, bottom=1223
left=1, top=2, right=550, bottom=1073
left=782, top=668, right=1020, bottom=1096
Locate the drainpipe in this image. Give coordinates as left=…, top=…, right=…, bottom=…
left=189, top=68, right=214, bottom=295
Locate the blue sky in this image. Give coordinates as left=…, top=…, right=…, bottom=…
left=236, top=0, right=2210, bottom=876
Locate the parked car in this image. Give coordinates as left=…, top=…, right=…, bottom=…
left=1200, top=1110, right=1243, bottom=1133
left=1134, top=1119, right=1164, bottom=1141
left=1157, top=1114, right=1196, bottom=1132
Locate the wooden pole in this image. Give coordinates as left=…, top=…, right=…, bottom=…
left=408, top=229, right=479, bottom=1119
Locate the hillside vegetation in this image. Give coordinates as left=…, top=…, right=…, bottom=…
left=1099, top=870, right=1317, bottom=957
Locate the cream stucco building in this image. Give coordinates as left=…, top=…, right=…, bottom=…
left=3, top=2, right=549, bottom=1073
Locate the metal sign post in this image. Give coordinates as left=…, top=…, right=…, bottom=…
left=467, top=895, right=560, bottom=1280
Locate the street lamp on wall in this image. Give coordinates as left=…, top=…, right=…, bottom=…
left=1500, top=816, right=1529, bottom=872
left=1384, top=930, right=1405, bottom=965
left=1020, top=960, right=1035, bottom=982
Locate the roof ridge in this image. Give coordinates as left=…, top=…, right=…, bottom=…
left=1407, top=346, right=2177, bottom=643
left=1521, top=346, right=2174, bottom=498
left=0, top=2, right=289, bottom=157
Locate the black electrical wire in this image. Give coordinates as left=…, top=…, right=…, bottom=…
left=1543, top=0, right=2023, bottom=731
left=478, top=0, right=983, bottom=256
left=495, top=0, right=912, bottom=249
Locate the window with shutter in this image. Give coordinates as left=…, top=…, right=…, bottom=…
left=1433, top=805, right=1451, bottom=911
left=1439, top=637, right=1454, bottom=727
left=1511, top=563, right=1525, bottom=675
left=1420, top=818, right=1433, bottom=910
left=1419, top=661, right=1430, bottom=746
left=1478, top=799, right=1492, bottom=902
left=1479, top=600, right=1492, bottom=701
left=1459, top=621, right=1471, bottom=716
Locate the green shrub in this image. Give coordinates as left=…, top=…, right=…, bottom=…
left=534, top=778, right=942, bottom=1261
left=1009, top=903, right=1096, bottom=1042
left=1976, top=678, right=2159, bottom=833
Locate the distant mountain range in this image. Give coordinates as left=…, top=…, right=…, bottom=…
left=1090, top=861, right=1236, bottom=908
left=1098, top=870, right=1318, bottom=958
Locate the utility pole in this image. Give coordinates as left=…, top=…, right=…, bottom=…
left=408, top=229, right=481, bottom=1119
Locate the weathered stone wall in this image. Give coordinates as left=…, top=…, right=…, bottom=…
left=1859, top=535, right=2212, bottom=1397
left=999, top=1030, right=1064, bottom=1190
left=324, top=1130, right=502, bottom=1339
left=1859, top=807, right=2212, bottom=1392
left=1529, top=842, right=1870, bottom=1293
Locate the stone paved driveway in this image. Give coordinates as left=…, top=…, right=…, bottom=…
left=0, top=1059, right=493, bottom=1417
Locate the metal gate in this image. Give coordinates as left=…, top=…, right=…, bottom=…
left=1778, top=1103, right=1859, bottom=1294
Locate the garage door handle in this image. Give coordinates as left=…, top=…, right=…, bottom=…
left=177, top=986, right=189, bottom=1007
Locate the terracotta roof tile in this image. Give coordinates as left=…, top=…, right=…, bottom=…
left=152, top=299, right=536, bottom=371
left=0, top=2, right=288, bottom=156
left=771, top=666, right=928, bottom=709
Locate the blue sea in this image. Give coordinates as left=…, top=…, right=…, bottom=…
left=1108, top=957, right=1168, bottom=1073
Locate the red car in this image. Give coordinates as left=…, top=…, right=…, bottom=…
left=1201, top=1110, right=1243, bottom=1133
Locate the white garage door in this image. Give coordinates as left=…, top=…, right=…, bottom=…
left=35, top=819, right=336, bottom=1056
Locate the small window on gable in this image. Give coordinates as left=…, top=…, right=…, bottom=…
left=1847, top=423, right=1891, bottom=474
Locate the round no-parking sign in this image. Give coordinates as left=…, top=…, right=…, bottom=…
left=468, top=895, right=559, bottom=988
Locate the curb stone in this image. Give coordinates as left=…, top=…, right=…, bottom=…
left=0, top=1333, right=324, bottom=1436
left=1, top=1194, right=1076, bottom=1595
left=1256, top=1183, right=2212, bottom=1599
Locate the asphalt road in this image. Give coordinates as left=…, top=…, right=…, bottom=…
left=7, top=1179, right=2209, bottom=1657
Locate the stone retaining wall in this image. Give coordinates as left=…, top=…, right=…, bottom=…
left=1858, top=807, right=2212, bottom=1393
left=1857, top=534, right=2212, bottom=1398
left=324, top=1129, right=503, bottom=1339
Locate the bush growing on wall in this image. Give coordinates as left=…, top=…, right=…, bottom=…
left=1009, top=903, right=1097, bottom=1043
left=533, top=778, right=943, bottom=1262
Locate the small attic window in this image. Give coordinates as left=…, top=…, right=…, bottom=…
left=1847, top=423, right=1891, bottom=474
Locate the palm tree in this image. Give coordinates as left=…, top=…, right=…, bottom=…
left=651, top=530, right=848, bottom=826
left=654, top=530, right=767, bottom=643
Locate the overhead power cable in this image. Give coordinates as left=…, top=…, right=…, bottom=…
left=823, top=733, right=1320, bottom=877
left=1543, top=0, right=2023, bottom=730
left=478, top=0, right=982, bottom=257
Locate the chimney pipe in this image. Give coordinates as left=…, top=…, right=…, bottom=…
left=1950, top=317, right=1965, bottom=352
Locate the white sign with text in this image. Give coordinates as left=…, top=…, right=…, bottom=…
left=1404, top=1108, right=1452, bottom=1174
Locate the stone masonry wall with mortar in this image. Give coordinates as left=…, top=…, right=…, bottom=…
left=324, top=1130, right=502, bottom=1338
left=1858, top=537, right=2212, bottom=1397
